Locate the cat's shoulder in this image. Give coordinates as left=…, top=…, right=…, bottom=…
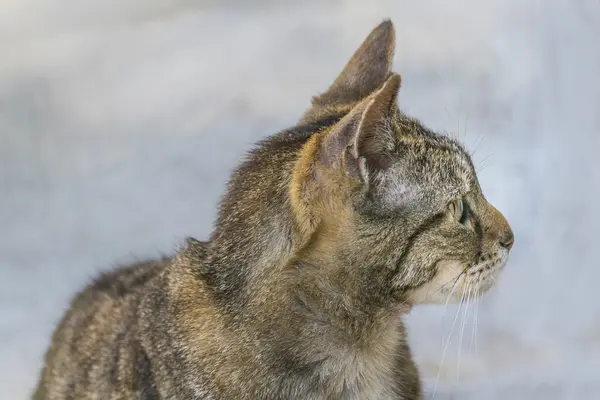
left=70, top=237, right=207, bottom=307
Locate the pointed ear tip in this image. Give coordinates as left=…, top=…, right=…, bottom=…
left=384, top=73, right=402, bottom=90
left=365, top=73, right=401, bottom=110
left=373, top=19, right=395, bottom=39
left=378, top=19, right=394, bottom=30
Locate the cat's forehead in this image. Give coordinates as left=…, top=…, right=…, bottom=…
left=396, top=117, right=475, bottom=187
left=375, top=124, right=477, bottom=212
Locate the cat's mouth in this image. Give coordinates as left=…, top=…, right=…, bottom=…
left=464, top=248, right=509, bottom=295
left=405, top=248, right=509, bottom=305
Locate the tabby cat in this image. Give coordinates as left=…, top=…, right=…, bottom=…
left=34, top=20, right=513, bottom=399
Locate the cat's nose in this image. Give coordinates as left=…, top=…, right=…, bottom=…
left=486, top=203, right=514, bottom=251
left=499, top=227, right=514, bottom=250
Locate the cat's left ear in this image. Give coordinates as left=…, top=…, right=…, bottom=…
left=300, top=20, right=396, bottom=124
left=320, top=73, right=401, bottom=184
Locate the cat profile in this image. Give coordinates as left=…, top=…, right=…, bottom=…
left=34, top=20, right=513, bottom=399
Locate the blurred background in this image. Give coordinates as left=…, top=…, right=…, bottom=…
left=1, top=0, right=599, bottom=398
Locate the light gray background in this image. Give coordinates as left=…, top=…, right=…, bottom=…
left=2, top=0, right=599, bottom=398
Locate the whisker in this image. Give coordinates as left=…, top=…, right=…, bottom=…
left=456, top=285, right=471, bottom=382
left=477, top=152, right=494, bottom=165
left=442, top=277, right=461, bottom=316
left=444, top=107, right=452, bottom=119
left=490, top=274, right=498, bottom=285
left=474, top=282, right=480, bottom=354
left=476, top=164, right=493, bottom=174
left=470, top=282, right=479, bottom=354
left=433, top=285, right=466, bottom=399
left=475, top=153, right=494, bottom=174
left=470, top=131, right=484, bottom=159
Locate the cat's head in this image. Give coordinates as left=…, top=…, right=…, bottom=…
left=291, top=20, right=513, bottom=305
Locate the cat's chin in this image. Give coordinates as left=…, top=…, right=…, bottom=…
left=403, top=255, right=508, bottom=306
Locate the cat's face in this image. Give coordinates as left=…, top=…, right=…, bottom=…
left=294, top=20, right=513, bottom=306
left=352, top=115, right=513, bottom=305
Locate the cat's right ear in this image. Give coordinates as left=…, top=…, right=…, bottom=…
left=300, top=20, right=396, bottom=124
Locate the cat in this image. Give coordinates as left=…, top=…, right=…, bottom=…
left=34, top=19, right=513, bottom=399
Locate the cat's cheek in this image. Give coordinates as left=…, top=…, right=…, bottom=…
left=405, top=260, right=465, bottom=305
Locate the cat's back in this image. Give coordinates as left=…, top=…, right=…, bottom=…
left=34, top=256, right=172, bottom=399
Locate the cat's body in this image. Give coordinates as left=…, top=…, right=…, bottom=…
left=34, top=126, right=420, bottom=399
left=35, top=20, right=513, bottom=400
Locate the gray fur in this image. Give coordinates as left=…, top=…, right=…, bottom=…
left=34, top=20, right=513, bottom=400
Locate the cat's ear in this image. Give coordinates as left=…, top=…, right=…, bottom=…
left=320, top=73, right=401, bottom=183
left=300, top=20, right=396, bottom=123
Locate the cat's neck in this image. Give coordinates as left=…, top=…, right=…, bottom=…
left=201, top=116, right=345, bottom=311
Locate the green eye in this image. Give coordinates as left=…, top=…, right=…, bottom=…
left=449, top=198, right=468, bottom=224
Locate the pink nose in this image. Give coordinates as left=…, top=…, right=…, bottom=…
left=486, top=203, right=514, bottom=251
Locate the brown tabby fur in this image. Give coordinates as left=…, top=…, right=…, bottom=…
left=34, top=20, right=513, bottom=399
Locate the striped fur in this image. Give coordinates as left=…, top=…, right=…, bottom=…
left=34, top=20, right=513, bottom=399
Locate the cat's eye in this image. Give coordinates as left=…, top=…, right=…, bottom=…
left=449, top=198, right=468, bottom=224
